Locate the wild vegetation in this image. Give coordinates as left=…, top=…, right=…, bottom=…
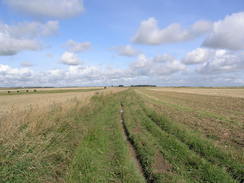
left=0, top=88, right=243, bottom=182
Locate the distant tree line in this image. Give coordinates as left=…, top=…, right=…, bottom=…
left=116, top=85, right=157, bottom=87
left=130, top=85, right=156, bottom=87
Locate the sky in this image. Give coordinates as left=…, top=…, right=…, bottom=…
left=0, top=0, right=244, bottom=87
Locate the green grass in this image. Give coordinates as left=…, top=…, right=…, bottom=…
left=68, top=94, right=145, bottom=183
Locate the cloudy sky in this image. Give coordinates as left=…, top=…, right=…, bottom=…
left=0, top=0, right=244, bottom=87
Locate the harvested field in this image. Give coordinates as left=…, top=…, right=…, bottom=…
left=149, top=87, right=244, bottom=98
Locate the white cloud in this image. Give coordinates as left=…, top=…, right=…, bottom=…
left=203, top=12, right=244, bottom=50
left=0, top=64, right=33, bottom=85
left=1, top=58, right=243, bottom=87
left=183, top=48, right=213, bottom=64
left=0, top=34, right=41, bottom=56
left=60, top=52, right=81, bottom=65
left=133, top=12, right=244, bottom=49
left=113, top=45, right=139, bottom=57
left=0, top=21, right=59, bottom=38
left=4, top=0, right=84, bottom=19
left=182, top=47, right=244, bottom=73
left=197, top=50, right=244, bottom=74
left=130, top=54, right=186, bottom=76
left=66, top=40, right=91, bottom=53
left=0, top=21, right=59, bottom=56
left=133, top=17, right=212, bottom=45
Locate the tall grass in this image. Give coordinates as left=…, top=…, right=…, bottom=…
left=0, top=97, right=86, bottom=182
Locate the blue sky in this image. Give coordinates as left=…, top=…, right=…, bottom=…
left=0, top=0, right=244, bottom=86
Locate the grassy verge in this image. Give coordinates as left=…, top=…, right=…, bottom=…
left=68, top=94, right=145, bottom=183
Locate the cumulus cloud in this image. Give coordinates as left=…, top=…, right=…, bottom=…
left=197, top=50, right=244, bottom=74
left=0, top=35, right=40, bottom=56
left=60, top=52, right=81, bottom=65
left=182, top=47, right=244, bottom=74
left=133, top=17, right=212, bottom=45
left=0, top=21, right=59, bottom=38
left=66, top=40, right=91, bottom=53
left=133, top=12, right=244, bottom=50
left=4, top=0, right=84, bottom=19
left=0, top=64, right=33, bottom=85
left=0, top=21, right=59, bottom=56
left=130, top=54, right=186, bottom=76
left=113, top=45, right=139, bottom=57
left=203, top=12, right=244, bottom=50
left=183, top=48, right=213, bottom=64
left=1, top=57, right=243, bottom=87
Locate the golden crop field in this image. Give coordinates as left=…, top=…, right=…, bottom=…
left=0, top=87, right=122, bottom=117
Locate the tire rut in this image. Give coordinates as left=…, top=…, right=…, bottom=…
left=120, top=103, right=152, bottom=183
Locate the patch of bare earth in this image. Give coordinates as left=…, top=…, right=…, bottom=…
left=152, top=151, right=171, bottom=174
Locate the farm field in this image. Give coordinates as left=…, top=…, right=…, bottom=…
left=0, top=87, right=106, bottom=118
left=149, top=87, right=244, bottom=98
left=0, top=87, right=243, bottom=183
